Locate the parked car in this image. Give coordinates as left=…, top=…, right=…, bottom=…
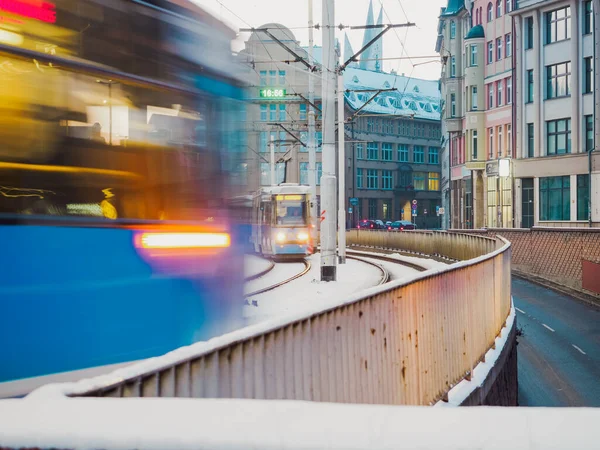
left=374, top=220, right=386, bottom=229
left=390, top=220, right=416, bottom=231
left=357, top=219, right=379, bottom=230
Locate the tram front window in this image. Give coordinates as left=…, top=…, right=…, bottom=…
left=276, top=198, right=306, bottom=226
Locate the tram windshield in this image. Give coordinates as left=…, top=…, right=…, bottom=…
left=275, top=196, right=307, bottom=226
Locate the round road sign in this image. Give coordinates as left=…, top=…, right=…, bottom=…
left=412, top=199, right=418, bottom=206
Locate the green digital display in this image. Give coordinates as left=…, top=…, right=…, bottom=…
left=259, top=88, right=286, bottom=98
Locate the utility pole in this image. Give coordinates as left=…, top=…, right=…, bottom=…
left=308, top=0, right=317, bottom=240
left=270, top=134, right=275, bottom=186
left=320, top=0, right=337, bottom=281
left=337, top=73, right=346, bottom=263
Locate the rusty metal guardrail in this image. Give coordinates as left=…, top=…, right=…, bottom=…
left=40, top=231, right=511, bottom=406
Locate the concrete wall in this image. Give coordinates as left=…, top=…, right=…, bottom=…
left=450, top=228, right=600, bottom=298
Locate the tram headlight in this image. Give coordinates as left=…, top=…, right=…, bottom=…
left=297, top=232, right=309, bottom=241
left=275, top=232, right=286, bottom=243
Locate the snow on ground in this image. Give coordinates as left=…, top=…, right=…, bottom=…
left=347, top=249, right=449, bottom=270
left=244, top=254, right=272, bottom=280
left=353, top=255, right=421, bottom=282
left=243, top=254, right=383, bottom=325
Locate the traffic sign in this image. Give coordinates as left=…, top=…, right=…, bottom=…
left=350, top=197, right=359, bottom=206
left=412, top=199, right=418, bottom=206
left=424, top=209, right=428, bottom=215
left=438, top=207, right=445, bottom=215
left=348, top=207, right=353, bottom=213
left=436, top=206, right=440, bottom=213
left=412, top=212, right=417, bottom=217
left=401, top=208, right=404, bottom=214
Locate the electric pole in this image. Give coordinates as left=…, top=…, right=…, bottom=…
left=320, top=0, right=337, bottom=281
left=308, top=0, right=317, bottom=240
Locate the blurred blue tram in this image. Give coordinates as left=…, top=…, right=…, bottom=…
left=251, top=184, right=313, bottom=259
left=0, top=0, right=247, bottom=396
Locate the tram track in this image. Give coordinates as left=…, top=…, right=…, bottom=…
left=245, top=259, right=311, bottom=297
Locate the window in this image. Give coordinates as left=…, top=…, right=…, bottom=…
left=472, top=130, right=478, bottom=159
left=505, top=34, right=511, bottom=57
left=382, top=170, right=393, bottom=190
left=471, top=86, right=478, bottom=111
left=413, top=172, right=426, bottom=190
left=497, top=126, right=503, bottom=157
left=428, top=147, right=439, bottom=164
left=382, top=201, right=391, bottom=220
left=507, top=124, right=512, bottom=156
left=278, top=131, right=287, bottom=153
left=367, top=169, right=378, bottom=189
left=398, top=144, right=409, bottom=162
left=259, top=131, right=267, bottom=152
left=546, top=6, right=571, bottom=44
left=546, top=118, right=571, bottom=155
left=269, top=104, right=277, bottom=121
left=260, top=71, right=267, bottom=86
left=367, top=142, right=378, bottom=160
left=487, top=41, right=493, bottom=64
left=526, top=69, right=534, bottom=103
left=470, top=44, right=478, bottom=66
left=269, top=70, right=277, bottom=85
left=450, top=56, right=456, bottom=77
left=488, top=83, right=494, bottom=108
left=496, top=37, right=502, bottom=60
left=584, top=57, right=593, bottom=94
left=299, top=131, right=308, bottom=150
left=316, top=131, right=322, bottom=150
left=428, top=172, right=440, bottom=191
left=577, top=175, right=590, bottom=221
left=526, top=17, right=534, bottom=49
left=356, top=143, right=364, bottom=159
left=584, top=1, right=592, bottom=35
left=585, top=115, right=594, bottom=152
left=450, top=21, right=456, bottom=39
left=356, top=168, right=364, bottom=188
left=505, top=0, right=511, bottom=13
left=260, top=162, right=285, bottom=185
left=260, top=104, right=267, bottom=121
left=368, top=199, right=377, bottom=219
left=382, top=143, right=393, bottom=161
left=279, top=104, right=286, bottom=121
left=316, top=162, right=322, bottom=185
left=278, top=70, right=286, bottom=85
left=496, top=0, right=502, bottom=17
left=506, top=78, right=512, bottom=104
left=539, top=176, right=570, bottom=221
left=450, top=93, right=456, bottom=117
left=488, top=127, right=494, bottom=158
left=546, top=62, right=571, bottom=98
left=497, top=80, right=503, bottom=106
left=527, top=123, right=534, bottom=158
left=487, top=2, right=493, bottom=22
left=413, top=145, right=424, bottom=163
left=300, top=162, right=308, bottom=185
left=299, top=103, right=307, bottom=120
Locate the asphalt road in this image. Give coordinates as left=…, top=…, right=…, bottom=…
left=513, top=277, right=600, bottom=406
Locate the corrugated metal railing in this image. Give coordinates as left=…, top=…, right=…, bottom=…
left=62, top=231, right=511, bottom=406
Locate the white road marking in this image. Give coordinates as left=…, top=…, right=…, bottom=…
left=515, top=307, right=526, bottom=314
left=572, top=345, right=586, bottom=355
left=542, top=323, right=555, bottom=332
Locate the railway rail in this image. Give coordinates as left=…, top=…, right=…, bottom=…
left=245, top=260, right=311, bottom=297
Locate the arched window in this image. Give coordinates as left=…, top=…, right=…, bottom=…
left=496, top=0, right=502, bottom=18
left=450, top=21, right=456, bottom=39
left=475, top=9, right=480, bottom=25
left=480, top=7, right=483, bottom=24
left=487, top=2, right=493, bottom=22
left=505, top=0, right=511, bottom=13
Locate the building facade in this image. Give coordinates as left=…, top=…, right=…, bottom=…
left=343, top=69, right=443, bottom=229
left=512, top=0, right=599, bottom=227
left=439, top=0, right=599, bottom=229
left=238, top=24, right=323, bottom=197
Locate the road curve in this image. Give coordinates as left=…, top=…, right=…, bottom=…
left=513, top=277, right=600, bottom=406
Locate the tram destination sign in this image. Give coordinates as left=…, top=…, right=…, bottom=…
left=0, top=0, right=57, bottom=24
left=259, top=88, right=286, bottom=99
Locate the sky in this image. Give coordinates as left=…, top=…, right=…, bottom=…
left=194, top=0, right=448, bottom=81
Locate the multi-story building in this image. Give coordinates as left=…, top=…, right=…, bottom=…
left=512, top=0, right=599, bottom=227
left=342, top=68, right=443, bottom=228
left=437, top=0, right=478, bottom=229
left=238, top=24, right=323, bottom=196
